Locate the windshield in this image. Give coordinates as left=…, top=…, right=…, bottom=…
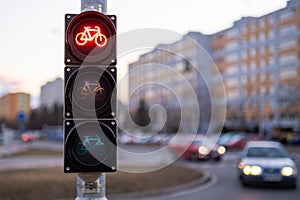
left=246, top=147, right=287, bottom=158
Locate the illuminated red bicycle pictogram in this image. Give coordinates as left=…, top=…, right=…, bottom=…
left=75, top=26, right=107, bottom=47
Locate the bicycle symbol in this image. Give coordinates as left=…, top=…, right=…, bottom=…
left=76, top=81, right=106, bottom=100
left=76, top=136, right=104, bottom=156
left=75, top=26, right=107, bottom=47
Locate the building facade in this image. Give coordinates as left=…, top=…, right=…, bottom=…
left=211, top=0, right=300, bottom=134
left=0, top=92, right=31, bottom=122
left=128, top=32, right=217, bottom=133
left=40, top=77, right=63, bottom=110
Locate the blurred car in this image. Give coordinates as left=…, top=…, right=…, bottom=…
left=237, top=141, right=298, bottom=188
left=21, top=132, right=36, bottom=142
left=218, top=132, right=246, bottom=147
left=285, top=132, right=300, bottom=145
left=225, top=134, right=249, bottom=149
left=118, top=133, right=133, bottom=144
left=219, top=132, right=261, bottom=150
left=170, top=136, right=226, bottom=161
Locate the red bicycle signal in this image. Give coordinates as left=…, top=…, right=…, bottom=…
left=75, top=26, right=107, bottom=47
left=65, top=11, right=116, bottom=65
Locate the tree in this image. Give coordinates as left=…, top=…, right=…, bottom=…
left=132, top=99, right=151, bottom=127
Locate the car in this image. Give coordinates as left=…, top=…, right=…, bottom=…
left=237, top=141, right=298, bottom=188
left=21, top=132, right=36, bottom=142
left=169, top=135, right=226, bottom=161
left=225, top=134, right=249, bottom=149
left=218, top=132, right=246, bottom=147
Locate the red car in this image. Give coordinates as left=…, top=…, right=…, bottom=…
left=169, top=136, right=226, bottom=161
left=226, top=134, right=261, bottom=150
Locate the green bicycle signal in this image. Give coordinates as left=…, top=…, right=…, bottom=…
left=76, top=136, right=104, bottom=155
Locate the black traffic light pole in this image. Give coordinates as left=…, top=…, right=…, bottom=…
left=75, top=2, right=108, bottom=200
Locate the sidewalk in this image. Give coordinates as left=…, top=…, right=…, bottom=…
left=0, top=156, right=62, bottom=171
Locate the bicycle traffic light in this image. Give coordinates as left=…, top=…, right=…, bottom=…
left=64, top=10, right=117, bottom=173
left=64, top=66, right=116, bottom=119
left=64, top=120, right=117, bottom=172
left=65, top=11, right=116, bottom=65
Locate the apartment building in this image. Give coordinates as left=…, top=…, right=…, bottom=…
left=0, top=92, right=30, bottom=122
left=127, top=0, right=300, bottom=135
left=40, top=77, right=63, bottom=110
left=211, top=0, right=300, bottom=134
left=128, top=32, right=217, bottom=133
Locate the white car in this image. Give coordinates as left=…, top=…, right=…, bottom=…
left=237, top=141, right=298, bottom=188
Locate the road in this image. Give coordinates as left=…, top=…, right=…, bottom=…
left=1, top=142, right=300, bottom=200
left=149, top=152, right=300, bottom=200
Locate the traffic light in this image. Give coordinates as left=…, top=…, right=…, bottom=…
left=65, top=11, right=116, bottom=65
left=64, top=120, right=117, bottom=172
left=64, top=10, right=117, bottom=173
left=64, top=66, right=116, bottom=119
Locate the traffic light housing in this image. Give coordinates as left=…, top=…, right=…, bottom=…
left=64, top=11, right=117, bottom=173
left=64, top=119, right=117, bottom=173
left=65, top=11, right=116, bottom=65
left=64, top=66, right=116, bottom=119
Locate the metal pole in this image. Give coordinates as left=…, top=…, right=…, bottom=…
left=76, top=173, right=107, bottom=200
left=76, top=1, right=108, bottom=200
left=81, top=0, right=107, bottom=13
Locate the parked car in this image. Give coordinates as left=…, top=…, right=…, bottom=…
left=169, top=135, right=226, bottom=161
left=21, top=132, right=36, bottom=142
left=219, top=132, right=261, bottom=150
left=237, top=141, right=297, bottom=188
left=218, top=132, right=246, bottom=147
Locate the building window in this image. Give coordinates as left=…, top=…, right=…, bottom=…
left=249, top=35, right=256, bottom=43
left=241, top=50, right=247, bottom=59
left=258, top=47, right=265, bottom=55
left=225, top=40, right=239, bottom=51
left=259, top=19, right=265, bottom=28
left=226, top=78, right=238, bottom=88
left=279, top=24, right=296, bottom=36
left=226, top=28, right=238, bottom=38
left=278, top=38, right=296, bottom=50
left=260, top=74, right=266, bottom=82
left=260, top=85, right=266, bottom=94
left=225, top=65, right=239, bottom=75
left=268, top=30, right=275, bottom=39
left=279, top=9, right=295, bottom=21
left=279, top=68, right=297, bottom=79
left=241, top=76, right=247, bottom=85
left=227, top=90, right=238, bottom=99
left=249, top=48, right=256, bottom=57
left=226, top=52, right=239, bottom=63
left=250, top=61, right=256, bottom=70
left=279, top=53, right=296, bottom=64
left=259, top=58, right=267, bottom=68
left=250, top=23, right=256, bottom=32
left=241, top=63, right=247, bottom=72
left=269, top=86, right=275, bottom=95
left=268, top=17, right=275, bottom=26
left=259, top=32, right=265, bottom=41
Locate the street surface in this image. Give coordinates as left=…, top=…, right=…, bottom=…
left=0, top=142, right=300, bottom=200
left=139, top=150, right=300, bottom=200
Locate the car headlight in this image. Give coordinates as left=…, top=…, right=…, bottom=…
left=281, top=167, right=294, bottom=176
left=217, top=146, right=226, bottom=155
left=198, top=146, right=209, bottom=155
left=243, top=165, right=262, bottom=176
left=251, top=166, right=262, bottom=175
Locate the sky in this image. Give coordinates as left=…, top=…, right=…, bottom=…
left=0, top=0, right=288, bottom=107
